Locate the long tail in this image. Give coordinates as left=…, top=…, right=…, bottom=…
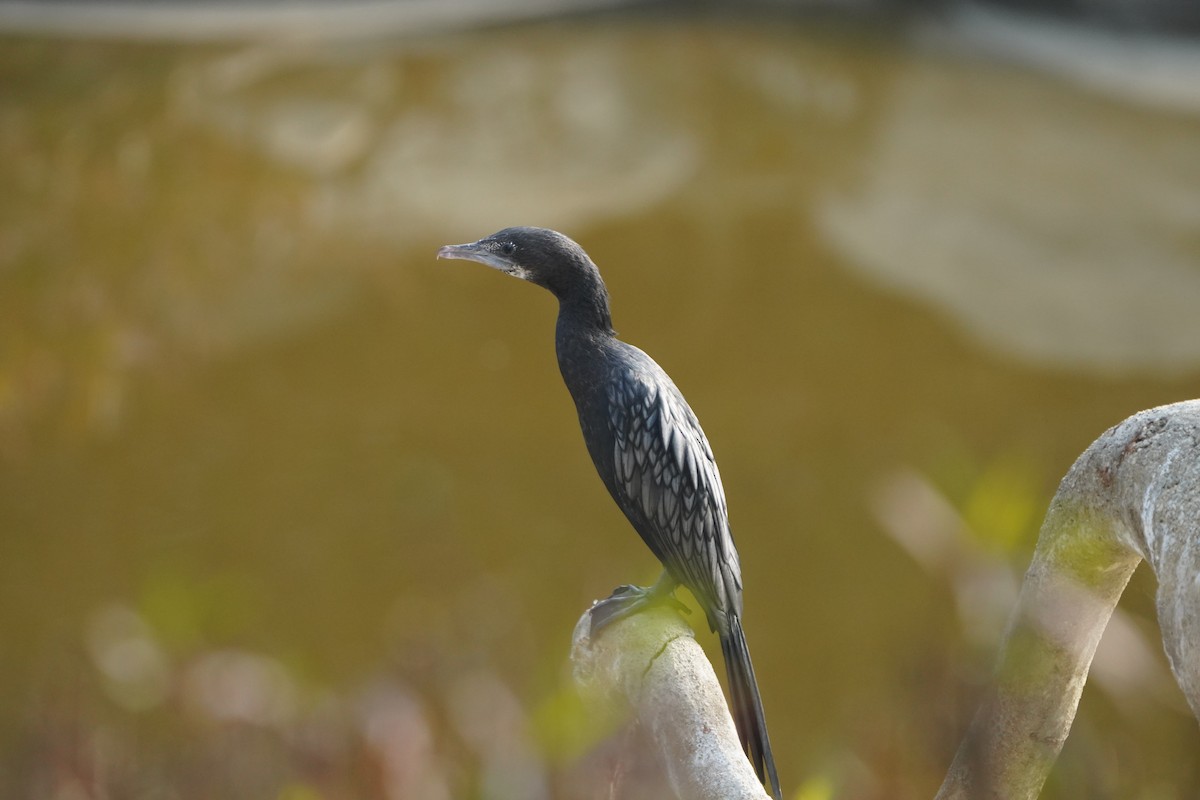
left=719, top=613, right=782, bottom=800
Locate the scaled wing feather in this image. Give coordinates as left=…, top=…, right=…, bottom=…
left=608, top=372, right=742, bottom=617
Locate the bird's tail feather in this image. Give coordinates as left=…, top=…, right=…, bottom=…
left=720, top=614, right=782, bottom=800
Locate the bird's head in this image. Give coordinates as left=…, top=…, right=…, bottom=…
left=437, top=227, right=596, bottom=298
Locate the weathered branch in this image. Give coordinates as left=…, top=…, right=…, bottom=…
left=937, top=399, right=1200, bottom=799
left=570, top=604, right=770, bottom=800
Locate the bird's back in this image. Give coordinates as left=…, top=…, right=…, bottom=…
left=558, top=332, right=743, bottom=628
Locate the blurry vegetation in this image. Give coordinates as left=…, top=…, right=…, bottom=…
left=930, top=446, right=1044, bottom=556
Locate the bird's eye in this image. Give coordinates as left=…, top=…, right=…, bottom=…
left=500, top=241, right=517, bottom=256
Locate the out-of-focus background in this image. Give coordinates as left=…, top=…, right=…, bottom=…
left=1, top=1, right=1199, bottom=798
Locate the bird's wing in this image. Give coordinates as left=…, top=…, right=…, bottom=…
left=607, top=369, right=742, bottom=619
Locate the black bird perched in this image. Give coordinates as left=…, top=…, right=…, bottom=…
left=438, top=226, right=781, bottom=798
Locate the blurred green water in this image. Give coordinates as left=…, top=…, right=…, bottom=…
left=1, top=15, right=1198, bottom=799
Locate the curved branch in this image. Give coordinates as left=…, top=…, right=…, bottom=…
left=937, top=399, right=1200, bottom=799
left=570, top=604, right=771, bottom=800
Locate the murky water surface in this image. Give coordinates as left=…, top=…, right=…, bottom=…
left=1, top=13, right=1199, bottom=798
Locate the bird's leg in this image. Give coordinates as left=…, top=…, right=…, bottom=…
left=589, top=571, right=689, bottom=636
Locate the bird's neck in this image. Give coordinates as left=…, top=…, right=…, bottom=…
left=553, top=271, right=616, bottom=401
left=554, top=266, right=614, bottom=339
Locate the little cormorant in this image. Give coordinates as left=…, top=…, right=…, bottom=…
left=438, top=226, right=781, bottom=798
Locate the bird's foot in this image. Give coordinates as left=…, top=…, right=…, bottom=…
left=588, top=580, right=689, bottom=637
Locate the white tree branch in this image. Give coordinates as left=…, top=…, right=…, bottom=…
left=570, top=604, right=770, bottom=800
left=937, top=399, right=1200, bottom=799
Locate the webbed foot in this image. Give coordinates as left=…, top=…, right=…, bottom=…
left=588, top=576, right=689, bottom=637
